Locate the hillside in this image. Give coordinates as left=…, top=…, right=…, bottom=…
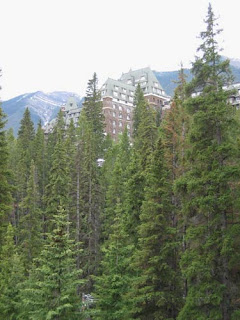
left=154, top=59, right=240, bottom=96
left=2, top=91, right=82, bottom=135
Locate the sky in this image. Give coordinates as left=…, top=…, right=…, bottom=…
left=0, top=0, right=239, bottom=101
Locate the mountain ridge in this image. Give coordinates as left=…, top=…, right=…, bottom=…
left=2, top=57, right=240, bottom=134
left=2, top=91, right=83, bottom=135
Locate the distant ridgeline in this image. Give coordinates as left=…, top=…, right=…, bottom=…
left=2, top=91, right=83, bottom=135
left=154, top=57, right=240, bottom=96
left=2, top=57, right=240, bottom=134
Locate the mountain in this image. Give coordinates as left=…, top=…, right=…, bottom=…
left=2, top=91, right=83, bottom=135
left=154, top=58, right=240, bottom=96
left=2, top=57, right=239, bottom=134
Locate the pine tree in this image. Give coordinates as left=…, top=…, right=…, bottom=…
left=176, top=4, right=240, bottom=319
left=0, top=106, right=12, bottom=244
left=161, top=65, right=190, bottom=305
left=14, top=108, right=35, bottom=241
left=82, top=72, right=105, bottom=157
left=19, top=160, right=42, bottom=268
left=133, top=86, right=157, bottom=168
left=129, top=137, right=182, bottom=320
left=123, top=86, right=157, bottom=244
left=19, top=206, right=83, bottom=320
left=45, top=123, right=70, bottom=233
left=76, top=110, right=103, bottom=292
left=65, top=119, right=77, bottom=236
left=93, top=202, right=133, bottom=320
left=0, top=224, right=24, bottom=319
left=32, top=121, right=47, bottom=203
left=102, top=129, right=131, bottom=239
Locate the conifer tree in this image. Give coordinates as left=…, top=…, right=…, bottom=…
left=161, top=65, right=190, bottom=303
left=176, top=4, right=240, bottom=319
left=123, top=86, right=157, bottom=243
left=129, top=137, right=182, bottom=320
left=102, top=129, right=131, bottom=239
left=45, top=123, right=70, bottom=233
left=0, top=224, right=24, bottom=319
left=32, top=121, right=47, bottom=203
left=76, top=110, right=103, bottom=291
left=0, top=106, right=12, bottom=244
left=82, top=72, right=105, bottom=157
left=93, top=202, right=133, bottom=320
left=19, top=206, right=83, bottom=320
left=65, top=119, right=77, bottom=236
left=133, top=85, right=157, bottom=168
left=14, top=108, right=35, bottom=239
left=19, top=160, right=42, bottom=268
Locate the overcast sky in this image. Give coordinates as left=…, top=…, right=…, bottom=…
left=0, top=0, right=239, bottom=100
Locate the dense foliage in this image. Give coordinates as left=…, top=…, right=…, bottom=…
left=0, top=5, right=240, bottom=319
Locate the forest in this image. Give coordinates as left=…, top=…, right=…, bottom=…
left=0, top=4, right=240, bottom=320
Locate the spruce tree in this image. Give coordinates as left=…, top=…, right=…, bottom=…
left=14, top=108, right=35, bottom=240
left=32, top=121, right=47, bottom=203
left=19, top=206, right=83, bottom=320
left=123, top=86, right=157, bottom=244
left=102, top=129, right=131, bottom=240
left=129, top=137, right=182, bottom=320
left=76, top=110, right=103, bottom=292
left=82, top=72, right=105, bottom=157
left=93, top=202, right=133, bottom=320
left=176, top=4, right=240, bottom=319
left=0, top=106, right=12, bottom=244
left=0, top=224, right=24, bottom=319
left=45, top=123, right=70, bottom=233
left=19, top=160, right=42, bottom=268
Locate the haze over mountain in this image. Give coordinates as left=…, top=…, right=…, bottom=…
left=2, top=91, right=83, bottom=135
left=2, top=58, right=240, bottom=134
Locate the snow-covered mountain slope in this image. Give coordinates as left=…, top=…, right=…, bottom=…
left=2, top=91, right=83, bottom=135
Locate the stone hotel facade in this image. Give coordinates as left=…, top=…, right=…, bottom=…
left=100, top=67, right=170, bottom=140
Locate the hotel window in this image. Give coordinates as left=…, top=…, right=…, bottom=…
left=119, top=113, right=122, bottom=119
left=119, top=106, right=122, bottom=111
left=122, top=88, right=126, bottom=93
left=141, top=75, right=146, bottom=80
left=127, top=114, right=130, bottom=120
left=113, top=91, right=118, bottom=97
left=113, top=128, right=116, bottom=134
left=127, top=79, right=132, bottom=84
left=129, top=96, right=133, bottom=102
left=113, top=104, right=116, bottom=109
left=121, top=94, right=126, bottom=99
left=114, top=85, right=119, bottom=91
left=127, top=108, right=130, bottom=113
left=119, top=121, right=122, bottom=127
left=113, top=120, right=116, bottom=126
left=130, top=91, right=134, bottom=96
left=127, top=124, right=130, bottom=129
left=154, top=82, right=158, bottom=88
left=113, top=111, right=116, bottom=117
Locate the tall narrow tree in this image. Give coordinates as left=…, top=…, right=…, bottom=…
left=19, top=206, right=83, bottom=320
left=176, top=4, right=240, bottom=319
